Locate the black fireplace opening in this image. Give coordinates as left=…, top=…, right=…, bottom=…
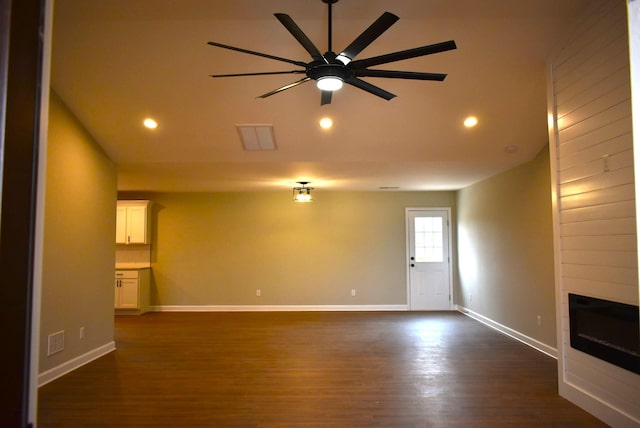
left=569, top=293, right=640, bottom=375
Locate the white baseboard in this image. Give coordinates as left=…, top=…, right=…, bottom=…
left=559, top=378, right=640, bottom=427
left=38, top=341, right=116, bottom=387
left=150, top=304, right=409, bottom=312
left=455, top=305, right=557, bottom=358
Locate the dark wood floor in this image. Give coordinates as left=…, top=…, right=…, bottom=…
left=38, top=311, right=608, bottom=427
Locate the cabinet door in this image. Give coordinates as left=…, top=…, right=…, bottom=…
left=115, top=206, right=128, bottom=244
left=126, top=205, right=147, bottom=244
left=116, top=279, right=140, bottom=309
left=114, top=279, right=120, bottom=306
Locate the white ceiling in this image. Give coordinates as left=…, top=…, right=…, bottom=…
left=51, top=0, right=588, bottom=192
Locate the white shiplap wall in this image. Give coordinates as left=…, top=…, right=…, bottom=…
left=548, top=0, right=640, bottom=426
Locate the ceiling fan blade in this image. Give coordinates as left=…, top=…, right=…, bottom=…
left=338, top=12, right=399, bottom=64
left=321, top=90, right=332, bottom=106
left=348, top=40, right=457, bottom=69
left=353, top=69, right=447, bottom=81
left=207, top=41, right=308, bottom=68
left=210, top=70, right=306, bottom=78
left=258, top=77, right=311, bottom=99
left=345, top=77, right=396, bottom=100
left=274, top=13, right=327, bottom=63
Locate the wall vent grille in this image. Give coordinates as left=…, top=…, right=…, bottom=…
left=47, top=330, right=65, bottom=356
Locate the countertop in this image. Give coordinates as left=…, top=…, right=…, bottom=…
left=115, top=263, right=151, bottom=270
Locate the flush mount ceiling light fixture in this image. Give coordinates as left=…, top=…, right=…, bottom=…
left=208, top=0, right=457, bottom=105
left=293, top=182, right=313, bottom=203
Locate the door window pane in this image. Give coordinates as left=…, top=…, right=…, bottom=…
left=414, top=217, right=444, bottom=262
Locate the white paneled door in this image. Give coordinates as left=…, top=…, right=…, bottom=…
left=407, top=209, right=451, bottom=310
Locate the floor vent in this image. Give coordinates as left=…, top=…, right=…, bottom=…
left=47, top=330, right=65, bottom=356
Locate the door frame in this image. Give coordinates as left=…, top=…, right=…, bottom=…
left=1, top=0, right=51, bottom=425
left=405, top=207, right=453, bottom=310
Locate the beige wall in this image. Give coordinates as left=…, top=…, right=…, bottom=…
left=119, top=191, right=456, bottom=307
left=40, top=91, right=117, bottom=373
left=456, top=147, right=556, bottom=347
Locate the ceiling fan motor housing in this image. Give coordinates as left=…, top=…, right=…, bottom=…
left=307, top=62, right=353, bottom=82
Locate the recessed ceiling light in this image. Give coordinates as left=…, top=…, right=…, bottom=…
left=463, top=116, right=478, bottom=128
left=319, top=117, right=333, bottom=129
left=143, top=118, right=158, bottom=129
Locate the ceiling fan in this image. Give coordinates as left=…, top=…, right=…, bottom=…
left=207, top=0, right=456, bottom=105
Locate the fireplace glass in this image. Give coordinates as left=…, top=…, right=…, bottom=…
left=568, top=293, right=639, bottom=374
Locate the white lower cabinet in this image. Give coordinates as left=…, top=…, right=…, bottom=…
left=115, top=268, right=150, bottom=314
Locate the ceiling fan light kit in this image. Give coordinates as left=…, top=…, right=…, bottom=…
left=208, top=0, right=456, bottom=105
left=316, top=76, right=344, bottom=91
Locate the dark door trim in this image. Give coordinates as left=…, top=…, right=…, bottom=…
left=0, top=0, right=46, bottom=426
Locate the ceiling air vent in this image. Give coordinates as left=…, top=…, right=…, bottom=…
left=237, top=125, right=277, bottom=151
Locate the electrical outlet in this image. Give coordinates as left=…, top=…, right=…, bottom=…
left=256, top=289, right=261, bottom=297
left=80, top=327, right=85, bottom=340
left=351, top=289, right=356, bottom=297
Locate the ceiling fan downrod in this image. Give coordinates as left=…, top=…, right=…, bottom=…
left=322, top=0, right=339, bottom=53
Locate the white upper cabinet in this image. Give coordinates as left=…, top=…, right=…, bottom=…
left=116, top=200, right=150, bottom=244
left=115, top=205, right=128, bottom=243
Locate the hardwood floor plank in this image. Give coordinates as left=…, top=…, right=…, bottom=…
left=38, top=312, right=608, bottom=427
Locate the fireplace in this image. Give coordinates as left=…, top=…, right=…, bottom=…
left=568, top=293, right=640, bottom=374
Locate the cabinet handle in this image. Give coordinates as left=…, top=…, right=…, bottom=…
left=127, top=235, right=130, bottom=244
